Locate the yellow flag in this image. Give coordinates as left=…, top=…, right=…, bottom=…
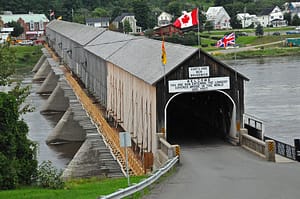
left=57, top=16, right=62, bottom=20
left=161, top=38, right=167, bottom=65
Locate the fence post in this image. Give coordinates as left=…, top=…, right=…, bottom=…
left=294, top=139, right=300, bottom=162
left=265, top=140, right=276, bottom=162
left=239, top=128, right=248, bottom=145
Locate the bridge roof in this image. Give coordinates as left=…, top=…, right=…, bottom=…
left=47, top=20, right=105, bottom=46
left=47, top=20, right=248, bottom=85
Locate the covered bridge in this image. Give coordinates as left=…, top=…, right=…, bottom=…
left=46, top=20, right=248, bottom=169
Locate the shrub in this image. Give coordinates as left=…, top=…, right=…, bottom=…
left=36, top=161, right=64, bottom=189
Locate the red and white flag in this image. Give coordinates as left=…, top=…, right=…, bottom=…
left=173, top=8, right=199, bottom=29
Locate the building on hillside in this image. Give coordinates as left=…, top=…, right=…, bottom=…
left=257, top=6, right=287, bottom=27
left=157, top=12, right=173, bottom=27
left=236, top=13, right=259, bottom=28
left=0, top=11, right=49, bottom=40
left=153, top=24, right=182, bottom=36
left=283, top=2, right=300, bottom=18
left=0, top=27, right=14, bottom=44
left=206, top=6, right=231, bottom=30
left=86, top=17, right=110, bottom=28
left=112, top=13, right=142, bottom=33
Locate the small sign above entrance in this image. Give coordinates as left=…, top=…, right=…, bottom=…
left=168, top=76, right=230, bottom=93
left=188, top=66, right=210, bottom=78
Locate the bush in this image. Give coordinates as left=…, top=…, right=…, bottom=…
left=36, top=161, right=64, bottom=189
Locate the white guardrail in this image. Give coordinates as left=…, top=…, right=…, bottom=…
left=99, top=156, right=179, bottom=199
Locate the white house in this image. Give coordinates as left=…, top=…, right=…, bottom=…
left=86, top=17, right=110, bottom=28
left=206, top=6, right=231, bottom=29
left=257, top=6, right=287, bottom=27
left=157, top=11, right=173, bottom=27
left=237, top=13, right=259, bottom=28
left=284, top=2, right=300, bottom=18
left=112, top=13, right=141, bottom=33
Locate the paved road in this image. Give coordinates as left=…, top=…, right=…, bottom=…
left=143, top=141, right=300, bottom=199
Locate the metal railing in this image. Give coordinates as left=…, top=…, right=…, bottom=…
left=264, top=136, right=297, bottom=161
left=99, top=156, right=179, bottom=199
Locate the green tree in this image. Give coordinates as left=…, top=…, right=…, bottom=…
left=284, top=12, right=292, bottom=26
left=292, top=14, right=300, bottom=26
left=0, top=44, right=37, bottom=189
left=132, top=0, right=151, bottom=29
left=255, top=23, right=264, bottom=37
left=230, top=15, right=242, bottom=29
left=7, top=21, right=24, bottom=38
left=205, top=20, right=214, bottom=33
left=92, top=7, right=109, bottom=17
left=123, top=19, right=132, bottom=33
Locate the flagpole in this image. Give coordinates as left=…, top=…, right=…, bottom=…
left=197, top=8, right=201, bottom=63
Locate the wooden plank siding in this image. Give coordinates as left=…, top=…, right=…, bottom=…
left=107, top=63, right=157, bottom=153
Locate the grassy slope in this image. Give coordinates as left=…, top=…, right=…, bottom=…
left=0, top=177, right=145, bottom=199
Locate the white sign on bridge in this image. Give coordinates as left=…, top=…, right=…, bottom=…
left=188, top=66, right=210, bottom=78
left=168, top=77, right=230, bottom=93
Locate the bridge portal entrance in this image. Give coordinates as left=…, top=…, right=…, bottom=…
left=165, top=91, right=236, bottom=145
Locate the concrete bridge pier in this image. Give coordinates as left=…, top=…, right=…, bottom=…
left=32, top=59, right=52, bottom=82
left=32, top=54, right=47, bottom=73
left=40, top=83, right=69, bottom=114
left=46, top=107, right=86, bottom=144
left=61, top=133, right=124, bottom=180
left=37, top=61, right=63, bottom=95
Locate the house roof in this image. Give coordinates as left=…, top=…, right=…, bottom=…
left=206, top=6, right=223, bottom=17
left=86, top=17, right=110, bottom=23
left=47, top=20, right=248, bottom=85
left=113, top=13, right=135, bottom=22
left=259, top=7, right=275, bottom=16
left=47, top=20, right=106, bottom=46
left=0, top=13, right=49, bottom=23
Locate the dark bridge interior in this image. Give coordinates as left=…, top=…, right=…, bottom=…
left=166, top=91, right=233, bottom=145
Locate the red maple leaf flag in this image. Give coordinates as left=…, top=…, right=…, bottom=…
left=173, top=8, right=199, bottom=29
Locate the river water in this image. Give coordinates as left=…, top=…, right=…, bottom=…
left=224, top=56, right=300, bottom=145
left=21, top=75, right=82, bottom=170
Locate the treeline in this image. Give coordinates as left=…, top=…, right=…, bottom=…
left=0, top=0, right=288, bottom=29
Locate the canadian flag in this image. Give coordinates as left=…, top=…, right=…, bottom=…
left=173, top=8, right=199, bottom=29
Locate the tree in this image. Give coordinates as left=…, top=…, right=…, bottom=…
left=0, top=44, right=37, bottom=189
left=255, top=23, right=264, bottom=37
left=284, top=12, right=292, bottom=26
left=230, top=15, right=242, bottom=29
left=123, top=19, right=132, bottom=33
left=205, top=20, right=214, bottom=33
left=7, top=21, right=24, bottom=38
left=132, top=0, right=151, bottom=29
left=292, top=14, right=300, bottom=26
left=92, top=7, right=109, bottom=17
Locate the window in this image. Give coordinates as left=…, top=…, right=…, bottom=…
left=39, top=20, right=44, bottom=30
left=30, top=20, right=35, bottom=30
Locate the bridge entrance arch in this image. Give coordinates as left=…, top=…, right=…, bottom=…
left=164, top=90, right=237, bottom=144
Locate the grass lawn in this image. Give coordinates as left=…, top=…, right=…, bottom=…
left=0, top=176, right=146, bottom=199
left=13, top=45, right=43, bottom=74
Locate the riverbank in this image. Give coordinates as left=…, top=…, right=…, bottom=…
left=212, top=46, right=300, bottom=60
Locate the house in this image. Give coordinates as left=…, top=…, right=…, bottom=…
left=86, top=17, right=110, bottom=28
left=153, top=24, right=182, bottom=36
left=0, top=27, right=14, bottom=44
left=237, top=13, right=259, bottom=28
left=157, top=12, right=173, bottom=27
left=0, top=11, right=49, bottom=40
left=257, top=6, right=287, bottom=27
left=206, top=6, right=231, bottom=30
left=112, top=13, right=141, bottom=33
left=284, top=2, right=300, bottom=18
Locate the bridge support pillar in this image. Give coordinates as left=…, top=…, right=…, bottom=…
left=265, top=140, right=276, bottom=162
left=32, top=59, right=51, bottom=82
left=32, top=54, right=46, bottom=73
left=37, top=69, right=59, bottom=94
left=46, top=107, right=86, bottom=144
left=40, top=84, right=69, bottom=114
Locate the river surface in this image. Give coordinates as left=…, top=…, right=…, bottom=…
left=224, top=56, right=300, bottom=145
left=21, top=75, right=82, bottom=170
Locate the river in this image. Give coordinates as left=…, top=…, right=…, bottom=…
left=224, top=56, right=300, bottom=145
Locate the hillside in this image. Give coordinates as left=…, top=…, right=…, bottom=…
left=0, top=0, right=287, bottom=29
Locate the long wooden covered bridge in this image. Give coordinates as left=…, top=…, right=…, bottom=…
left=45, top=20, right=248, bottom=176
